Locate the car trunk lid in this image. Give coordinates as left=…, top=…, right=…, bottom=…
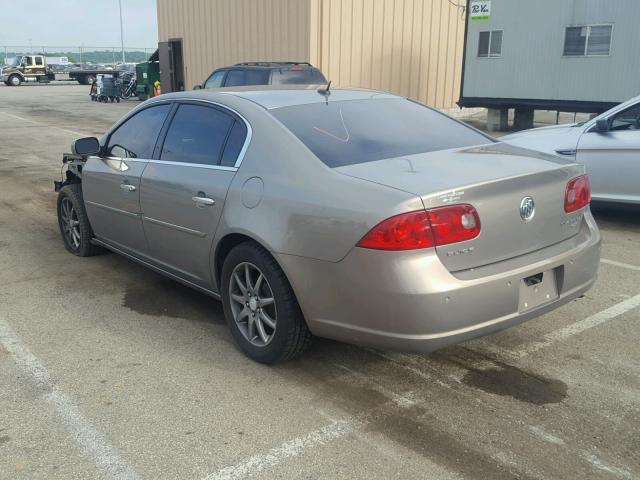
left=337, top=143, right=586, bottom=272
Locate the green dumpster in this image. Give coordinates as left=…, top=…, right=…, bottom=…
left=135, top=49, right=160, bottom=101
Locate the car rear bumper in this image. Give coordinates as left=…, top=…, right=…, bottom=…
left=276, top=211, right=601, bottom=353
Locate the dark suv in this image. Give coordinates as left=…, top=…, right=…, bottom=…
left=195, top=62, right=327, bottom=90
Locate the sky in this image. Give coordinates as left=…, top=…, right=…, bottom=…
left=0, top=0, right=158, bottom=49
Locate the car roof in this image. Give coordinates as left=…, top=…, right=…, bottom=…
left=229, top=62, right=316, bottom=69
left=158, top=86, right=401, bottom=110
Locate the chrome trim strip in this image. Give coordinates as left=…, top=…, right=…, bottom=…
left=104, top=156, right=149, bottom=164
left=91, top=238, right=221, bottom=299
left=143, top=216, right=206, bottom=237
left=85, top=200, right=140, bottom=218
left=99, top=98, right=252, bottom=171
left=147, top=159, right=238, bottom=171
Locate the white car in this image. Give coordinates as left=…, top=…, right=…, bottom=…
left=502, top=95, right=640, bottom=205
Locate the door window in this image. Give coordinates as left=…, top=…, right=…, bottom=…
left=609, top=104, right=640, bottom=131
left=160, top=104, right=234, bottom=165
left=35, top=56, right=44, bottom=66
left=204, top=70, right=226, bottom=89
left=223, top=69, right=269, bottom=87
left=107, top=104, right=171, bottom=158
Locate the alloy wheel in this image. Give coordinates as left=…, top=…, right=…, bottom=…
left=60, top=197, right=81, bottom=250
left=229, top=262, right=277, bottom=347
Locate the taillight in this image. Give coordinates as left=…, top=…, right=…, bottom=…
left=356, top=211, right=435, bottom=250
left=427, top=204, right=481, bottom=246
left=564, top=175, right=591, bottom=213
left=357, top=204, right=480, bottom=251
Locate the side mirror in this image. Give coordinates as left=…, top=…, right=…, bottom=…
left=595, top=118, right=610, bottom=132
left=193, top=84, right=202, bottom=90
left=72, top=137, right=101, bottom=156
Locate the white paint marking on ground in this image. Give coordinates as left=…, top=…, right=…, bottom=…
left=581, top=454, right=634, bottom=479
left=509, top=293, right=640, bottom=358
left=367, top=350, right=455, bottom=390
left=203, top=417, right=362, bottom=480
left=0, top=111, right=90, bottom=137
left=601, top=258, right=640, bottom=272
left=528, top=426, right=565, bottom=446
left=333, top=363, right=416, bottom=407
left=0, top=317, right=140, bottom=480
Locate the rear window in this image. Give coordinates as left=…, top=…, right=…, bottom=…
left=271, top=98, right=491, bottom=167
left=270, top=68, right=327, bottom=85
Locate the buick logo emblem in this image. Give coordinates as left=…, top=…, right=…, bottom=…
left=520, top=197, right=535, bottom=222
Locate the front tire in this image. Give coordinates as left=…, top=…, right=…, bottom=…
left=8, top=74, right=21, bottom=86
left=57, top=184, right=101, bottom=257
left=221, top=242, right=312, bottom=363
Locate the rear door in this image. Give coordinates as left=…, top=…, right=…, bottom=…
left=82, top=103, right=172, bottom=256
left=577, top=102, right=640, bottom=203
left=140, top=101, right=249, bottom=286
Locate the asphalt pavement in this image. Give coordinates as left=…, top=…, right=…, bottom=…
left=0, top=84, right=638, bottom=480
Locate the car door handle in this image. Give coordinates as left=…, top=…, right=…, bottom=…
left=120, top=184, right=136, bottom=192
left=192, top=196, right=215, bottom=206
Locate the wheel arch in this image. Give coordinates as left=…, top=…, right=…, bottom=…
left=214, top=232, right=276, bottom=289
left=212, top=231, right=301, bottom=301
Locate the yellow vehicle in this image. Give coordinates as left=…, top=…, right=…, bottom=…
left=1, top=54, right=115, bottom=86
left=0, top=55, right=50, bottom=86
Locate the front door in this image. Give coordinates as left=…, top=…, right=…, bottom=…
left=578, top=102, right=640, bottom=203
left=140, top=102, right=248, bottom=287
left=82, top=103, right=172, bottom=255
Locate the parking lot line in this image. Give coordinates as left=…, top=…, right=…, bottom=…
left=202, top=417, right=362, bottom=480
left=0, top=317, right=140, bottom=480
left=509, top=293, right=640, bottom=359
left=601, top=258, right=640, bottom=272
left=0, top=111, right=90, bottom=137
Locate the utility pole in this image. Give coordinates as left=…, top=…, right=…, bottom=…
left=119, top=0, right=126, bottom=63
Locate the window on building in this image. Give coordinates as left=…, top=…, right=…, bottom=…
left=478, top=30, right=503, bottom=58
left=563, top=25, right=612, bottom=56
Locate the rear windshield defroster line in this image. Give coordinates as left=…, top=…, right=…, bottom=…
left=271, top=98, right=491, bottom=168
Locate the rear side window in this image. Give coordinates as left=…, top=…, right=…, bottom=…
left=271, top=68, right=327, bottom=85
left=161, top=104, right=234, bottom=165
left=271, top=99, right=491, bottom=168
left=220, top=121, right=248, bottom=167
left=224, top=69, right=269, bottom=87
left=107, top=104, right=171, bottom=158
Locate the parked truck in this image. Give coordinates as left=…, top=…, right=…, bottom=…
left=0, top=54, right=119, bottom=86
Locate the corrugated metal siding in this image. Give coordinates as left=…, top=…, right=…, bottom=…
left=309, top=0, right=466, bottom=109
left=462, top=0, right=640, bottom=104
left=157, top=0, right=465, bottom=108
left=156, top=0, right=311, bottom=89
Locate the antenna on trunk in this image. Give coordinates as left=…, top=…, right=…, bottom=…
left=317, top=80, right=332, bottom=98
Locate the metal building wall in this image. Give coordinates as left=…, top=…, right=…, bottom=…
left=156, top=0, right=465, bottom=109
left=156, top=0, right=311, bottom=90
left=310, top=0, right=466, bottom=109
left=461, top=0, right=640, bottom=105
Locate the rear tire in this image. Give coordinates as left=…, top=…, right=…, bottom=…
left=57, top=184, right=101, bottom=257
left=221, top=242, right=312, bottom=363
